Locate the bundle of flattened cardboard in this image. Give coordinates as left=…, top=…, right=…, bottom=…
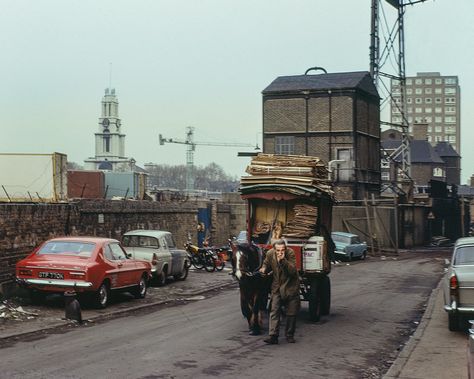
left=241, top=154, right=333, bottom=238
left=241, top=153, right=333, bottom=196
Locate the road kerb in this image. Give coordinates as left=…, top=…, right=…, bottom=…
left=383, top=277, right=442, bottom=378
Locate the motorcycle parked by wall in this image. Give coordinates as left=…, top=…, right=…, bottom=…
left=184, top=242, right=216, bottom=272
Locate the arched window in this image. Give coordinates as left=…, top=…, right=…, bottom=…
left=433, top=167, right=444, bottom=177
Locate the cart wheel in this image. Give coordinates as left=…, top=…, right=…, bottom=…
left=320, top=276, right=331, bottom=316
left=308, top=279, right=321, bottom=322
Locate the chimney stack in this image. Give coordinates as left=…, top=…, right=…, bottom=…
left=413, top=122, right=428, bottom=141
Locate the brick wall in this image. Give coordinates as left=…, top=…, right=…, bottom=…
left=0, top=199, right=236, bottom=288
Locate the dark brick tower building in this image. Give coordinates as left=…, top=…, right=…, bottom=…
left=262, top=71, right=380, bottom=200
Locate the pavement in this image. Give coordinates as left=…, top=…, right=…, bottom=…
left=1, top=259, right=471, bottom=378
left=383, top=276, right=469, bottom=379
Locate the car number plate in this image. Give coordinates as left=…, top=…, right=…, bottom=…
left=38, top=272, right=64, bottom=280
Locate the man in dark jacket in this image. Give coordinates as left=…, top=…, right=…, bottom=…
left=259, top=239, right=300, bottom=344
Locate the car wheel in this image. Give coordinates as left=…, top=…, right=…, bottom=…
left=94, top=282, right=109, bottom=309
left=132, top=275, right=148, bottom=299
left=174, top=264, right=189, bottom=281
left=448, top=312, right=460, bottom=331
left=157, top=268, right=167, bottom=287
left=360, top=251, right=367, bottom=260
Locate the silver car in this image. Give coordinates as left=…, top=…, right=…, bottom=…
left=443, top=236, right=474, bottom=331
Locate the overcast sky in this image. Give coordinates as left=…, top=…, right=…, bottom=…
left=1, top=0, right=473, bottom=183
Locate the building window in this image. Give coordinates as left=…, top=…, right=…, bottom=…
left=425, top=107, right=432, bottom=113
left=445, top=78, right=457, bottom=85
left=435, top=98, right=442, bottom=103
left=448, top=135, right=456, bottom=143
left=445, top=126, right=455, bottom=134
left=406, top=88, right=413, bottom=95
left=435, top=107, right=442, bottom=113
left=445, top=97, right=456, bottom=104
left=415, top=78, right=422, bottom=84
left=336, top=149, right=351, bottom=182
left=415, top=107, right=422, bottom=113
left=415, top=98, right=422, bottom=104
left=435, top=135, right=443, bottom=142
left=427, top=135, right=432, bottom=142
left=427, top=126, right=432, bottom=132
left=406, top=79, right=412, bottom=85
left=381, top=172, right=390, bottom=181
left=435, top=78, right=442, bottom=84
left=445, top=106, right=456, bottom=113
left=425, top=79, right=432, bottom=85
left=104, top=135, right=110, bottom=152
left=445, top=87, right=456, bottom=95
left=435, top=126, right=442, bottom=132
left=407, top=98, right=412, bottom=104
left=433, top=167, right=444, bottom=177
left=435, top=88, right=442, bottom=94
left=275, top=136, right=295, bottom=155
left=435, top=116, right=442, bottom=123
left=415, top=88, right=422, bottom=94
left=407, top=107, right=413, bottom=114
left=425, top=98, right=432, bottom=104
left=444, top=116, right=456, bottom=123
left=392, top=87, right=401, bottom=94
left=424, top=88, right=432, bottom=94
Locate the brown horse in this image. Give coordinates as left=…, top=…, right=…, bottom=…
left=232, top=242, right=271, bottom=335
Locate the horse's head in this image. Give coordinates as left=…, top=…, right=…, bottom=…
left=234, top=243, right=263, bottom=281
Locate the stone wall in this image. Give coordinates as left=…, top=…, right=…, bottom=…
left=0, top=199, right=236, bottom=291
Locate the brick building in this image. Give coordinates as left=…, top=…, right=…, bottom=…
left=381, top=127, right=461, bottom=193
left=261, top=71, right=380, bottom=200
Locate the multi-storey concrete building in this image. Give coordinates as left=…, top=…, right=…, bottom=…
left=262, top=71, right=380, bottom=200
left=390, top=72, right=461, bottom=153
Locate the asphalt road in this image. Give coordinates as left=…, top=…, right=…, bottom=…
left=0, top=252, right=448, bottom=379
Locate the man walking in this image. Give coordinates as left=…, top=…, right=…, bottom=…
left=259, top=239, right=300, bottom=344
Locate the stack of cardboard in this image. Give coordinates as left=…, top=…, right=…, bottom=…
left=240, top=153, right=333, bottom=198
left=282, top=204, right=318, bottom=238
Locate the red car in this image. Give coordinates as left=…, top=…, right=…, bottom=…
left=16, top=237, right=152, bottom=308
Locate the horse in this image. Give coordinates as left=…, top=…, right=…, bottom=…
left=231, top=242, right=271, bottom=336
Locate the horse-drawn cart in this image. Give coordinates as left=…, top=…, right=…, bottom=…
left=240, top=154, right=334, bottom=322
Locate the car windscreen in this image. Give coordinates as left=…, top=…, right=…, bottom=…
left=122, top=235, right=159, bottom=248
left=331, top=234, right=350, bottom=244
left=454, top=246, right=474, bottom=265
left=37, top=241, right=95, bottom=257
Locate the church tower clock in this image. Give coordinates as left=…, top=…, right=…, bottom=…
left=84, top=88, right=131, bottom=171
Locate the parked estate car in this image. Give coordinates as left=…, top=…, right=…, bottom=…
left=331, top=232, right=367, bottom=261
left=122, top=230, right=190, bottom=286
left=16, top=237, right=151, bottom=308
left=443, top=236, right=474, bottom=331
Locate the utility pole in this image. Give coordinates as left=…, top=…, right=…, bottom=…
left=370, top=0, right=428, bottom=196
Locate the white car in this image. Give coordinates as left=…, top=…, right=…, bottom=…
left=122, top=230, right=189, bottom=286
left=443, top=236, right=474, bottom=331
